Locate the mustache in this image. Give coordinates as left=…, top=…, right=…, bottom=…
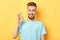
left=28, top=14, right=34, bottom=15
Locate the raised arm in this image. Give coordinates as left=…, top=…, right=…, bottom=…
left=12, top=13, right=23, bottom=39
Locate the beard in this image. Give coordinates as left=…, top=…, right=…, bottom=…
left=28, top=14, right=35, bottom=20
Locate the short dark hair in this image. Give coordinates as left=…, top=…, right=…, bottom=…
left=27, top=2, right=37, bottom=7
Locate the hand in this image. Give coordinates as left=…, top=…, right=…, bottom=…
left=17, top=13, right=23, bottom=23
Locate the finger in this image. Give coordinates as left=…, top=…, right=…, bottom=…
left=17, top=14, right=22, bottom=19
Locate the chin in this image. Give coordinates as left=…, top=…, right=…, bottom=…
left=28, top=16, right=34, bottom=20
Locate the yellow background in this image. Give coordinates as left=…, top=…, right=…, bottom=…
left=0, top=0, right=60, bottom=40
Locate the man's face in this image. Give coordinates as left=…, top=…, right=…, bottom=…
left=27, top=6, right=36, bottom=20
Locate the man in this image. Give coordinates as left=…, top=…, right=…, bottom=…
left=12, top=2, right=46, bottom=40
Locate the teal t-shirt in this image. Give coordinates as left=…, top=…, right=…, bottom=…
left=18, top=20, right=46, bottom=40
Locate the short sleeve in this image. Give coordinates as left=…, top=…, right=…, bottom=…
left=40, top=23, right=46, bottom=35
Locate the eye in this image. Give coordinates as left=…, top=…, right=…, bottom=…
left=28, top=9, right=31, bottom=12
left=32, top=9, right=35, bottom=12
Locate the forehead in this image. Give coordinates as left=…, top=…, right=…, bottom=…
left=27, top=6, right=36, bottom=9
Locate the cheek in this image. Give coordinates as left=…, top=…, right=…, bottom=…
left=32, top=11, right=35, bottom=15
left=27, top=11, right=31, bottom=14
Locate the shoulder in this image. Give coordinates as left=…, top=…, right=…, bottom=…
left=18, top=20, right=26, bottom=25
left=35, top=20, right=43, bottom=25
left=21, top=20, right=27, bottom=24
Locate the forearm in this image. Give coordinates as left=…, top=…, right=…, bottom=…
left=12, top=22, right=19, bottom=39
left=41, top=35, right=44, bottom=40
left=41, top=38, right=44, bottom=40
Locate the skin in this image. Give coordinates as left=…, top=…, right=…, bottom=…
left=12, top=6, right=45, bottom=40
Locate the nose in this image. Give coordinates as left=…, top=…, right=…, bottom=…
left=30, top=10, right=33, bottom=14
